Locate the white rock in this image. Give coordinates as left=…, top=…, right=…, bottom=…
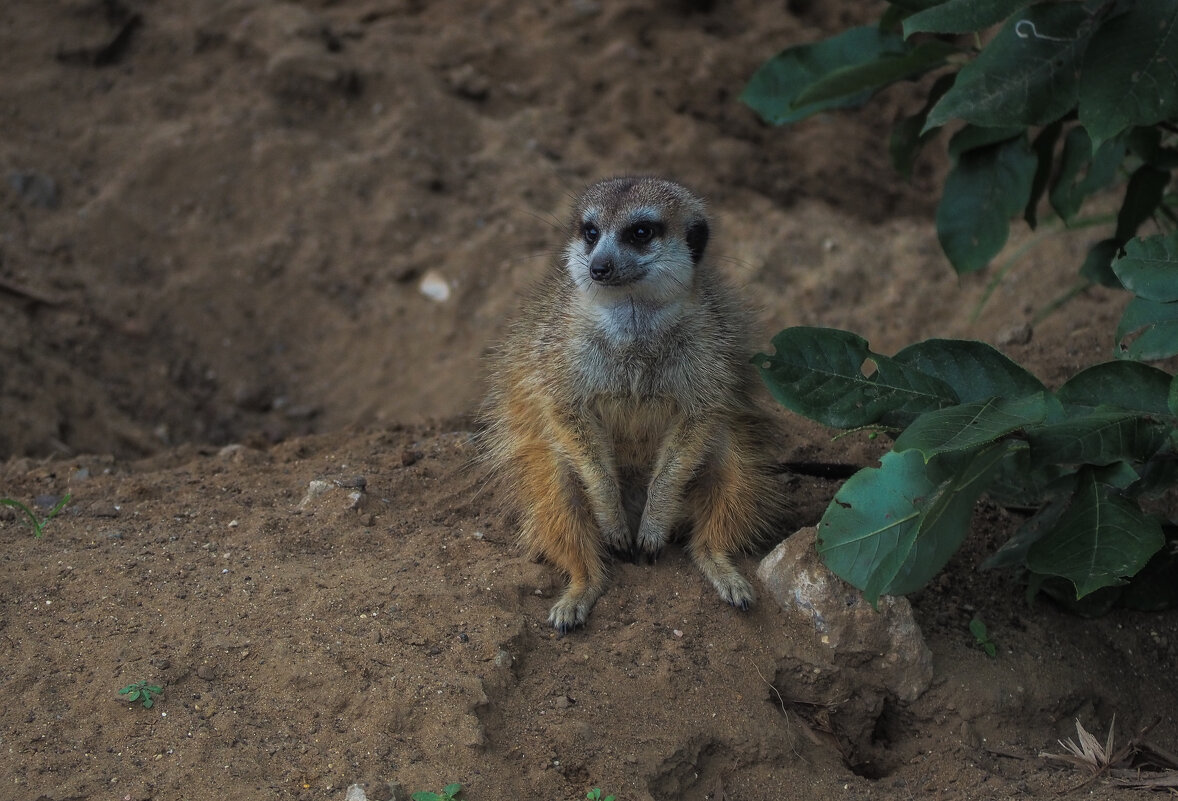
left=757, top=526, right=933, bottom=702
left=419, top=270, right=451, bottom=302
left=344, top=784, right=368, bottom=801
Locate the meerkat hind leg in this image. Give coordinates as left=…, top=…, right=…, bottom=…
left=685, top=455, right=759, bottom=610
left=526, top=461, right=609, bottom=633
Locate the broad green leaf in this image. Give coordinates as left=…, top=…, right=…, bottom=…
left=1114, top=165, right=1170, bottom=243
left=1127, top=126, right=1178, bottom=170
left=1078, top=0, right=1178, bottom=148
left=741, top=27, right=905, bottom=125
left=1025, top=120, right=1063, bottom=228
left=947, top=125, right=1024, bottom=158
left=1027, top=470, right=1165, bottom=597
left=982, top=493, right=1070, bottom=570
left=890, top=73, right=955, bottom=177
left=1048, top=127, right=1126, bottom=224
left=1111, top=233, right=1178, bottom=303
left=1027, top=410, right=1169, bottom=467
left=794, top=39, right=959, bottom=107
left=1056, top=360, right=1174, bottom=415
left=1116, top=298, right=1178, bottom=360
left=924, top=2, right=1093, bottom=130
left=936, top=136, right=1038, bottom=274
left=903, top=0, right=1030, bottom=36
left=817, top=443, right=1008, bottom=603
left=1079, top=238, right=1123, bottom=288
left=893, top=338, right=1045, bottom=402
left=894, top=394, right=1047, bottom=459
left=754, top=327, right=955, bottom=428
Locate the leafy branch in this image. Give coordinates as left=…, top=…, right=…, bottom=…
left=743, top=0, right=1178, bottom=608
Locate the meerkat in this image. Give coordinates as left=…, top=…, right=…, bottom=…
left=483, top=176, right=780, bottom=633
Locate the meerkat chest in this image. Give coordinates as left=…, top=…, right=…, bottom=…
left=593, top=395, right=678, bottom=468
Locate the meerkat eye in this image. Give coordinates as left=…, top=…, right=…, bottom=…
left=627, top=221, right=661, bottom=245
left=582, top=223, right=599, bottom=245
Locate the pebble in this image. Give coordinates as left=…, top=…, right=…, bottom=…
left=419, top=270, right=451, bottom=302
left=344, top=784, right=368, bottom=801
left=8, top=170, right=60, bottom=209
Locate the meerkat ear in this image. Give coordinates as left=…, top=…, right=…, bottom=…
left=686, top=219, right=709, bottom=263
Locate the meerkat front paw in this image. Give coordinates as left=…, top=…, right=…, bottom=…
left=599, top=522, right=635, bottom=560
left=635, top=518, right=668, bottom=563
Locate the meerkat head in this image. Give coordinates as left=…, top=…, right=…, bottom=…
left=563, top=176, right=709, bottom=308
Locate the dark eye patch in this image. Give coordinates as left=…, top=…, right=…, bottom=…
left=626, top=221, right=662, bottom=246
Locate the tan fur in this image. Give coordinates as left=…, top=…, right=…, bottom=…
left=482, top=177, right=780, bottom=632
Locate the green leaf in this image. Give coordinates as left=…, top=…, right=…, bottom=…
left=754, top=327, right=955, bottom=428
left=890, top=73, right=955, bottom=177
left=894, top=394, right=1047, bottom=459
left=903, top=0, right=1030, bottom=36
left=1114, top=165, right=1170, bottom=243
left=741, top=27, right=906, bottom=125
left=925, top=2, right=1094, bottom=130
left=794, top=39, right=959, bottom=107
left=892, top=338, right=1045, bottom=402
left=1027, top=410, right=1169, bottom=467
left=1079, top=238, right=1123, bottom=288
left=1078, top=0, right=1178, bottom=148
left=1056, top=360, right=1174, bottom=415
left=1116, top=298, right=1178, bottom=360
left=1111, top=232, right=1178, bottom=303
left=1048, top=127, right=1127, bottom=224
left=143, top=696, right=154, bottom=709
left=411, top=794, right=441, bottom=801
left=936, top=136, right=1038, bottom=274
left=127, top=690, right=141, bottom=702
left=443, top=784, right=462, bottom=798
left=1026, top=120, right=1063, bottom=228
left=968, top=617, right=988, bottom=641
left=1127, top=126, right=1178, bottom=170
left=818, top=443, right=1008, bottom=603
left=1027, top=470, right=1165, bottom=597
left=947, top=125, right=1024, bottom=158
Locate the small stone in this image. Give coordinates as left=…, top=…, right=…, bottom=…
left=345, top=784, right=368, bottom=801
left=554, top=695, right=572, bottom=709
left=298, top=479, right=333, bottom=509
left=419, top=271, right=450, bottom=302
left=446, top=63, right=489, bottom=101
left=8, top=170, right=60, bottom=209
left=997, top=323, right=1033, bottom=347
left=336, top=475, right=367, bottom=490
left=196, top=665, right=217, bottom=681
left=493, top=649, right=512, bottom=668
left=386, top=781, right=409, bottom=801
left=400, top=449, right=421, bottom=467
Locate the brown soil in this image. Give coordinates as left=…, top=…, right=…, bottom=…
left=2, top=2, right=1175, bottom=800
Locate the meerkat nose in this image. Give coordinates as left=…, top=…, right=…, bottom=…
left=589, top=255, right=616, bottom=283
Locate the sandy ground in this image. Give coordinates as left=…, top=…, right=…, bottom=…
left=2, top=1, right=1176, bottom=800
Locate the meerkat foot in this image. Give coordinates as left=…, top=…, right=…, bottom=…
left=692, top=551, right=755, bottom=610
left=547, top=585, right=602, bottom=634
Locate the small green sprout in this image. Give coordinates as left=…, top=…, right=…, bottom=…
left=1, top=494, right=71, bottom=538
left=118, top=680, right=164, bottom=709
left=411, top=783, right=462, bottom=801
left=969, top=617, right=997, bottom=658
left=587, top=790, right=617, bottom=801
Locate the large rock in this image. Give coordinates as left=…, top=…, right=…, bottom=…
left=757, top=526, right=933, bottom=702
